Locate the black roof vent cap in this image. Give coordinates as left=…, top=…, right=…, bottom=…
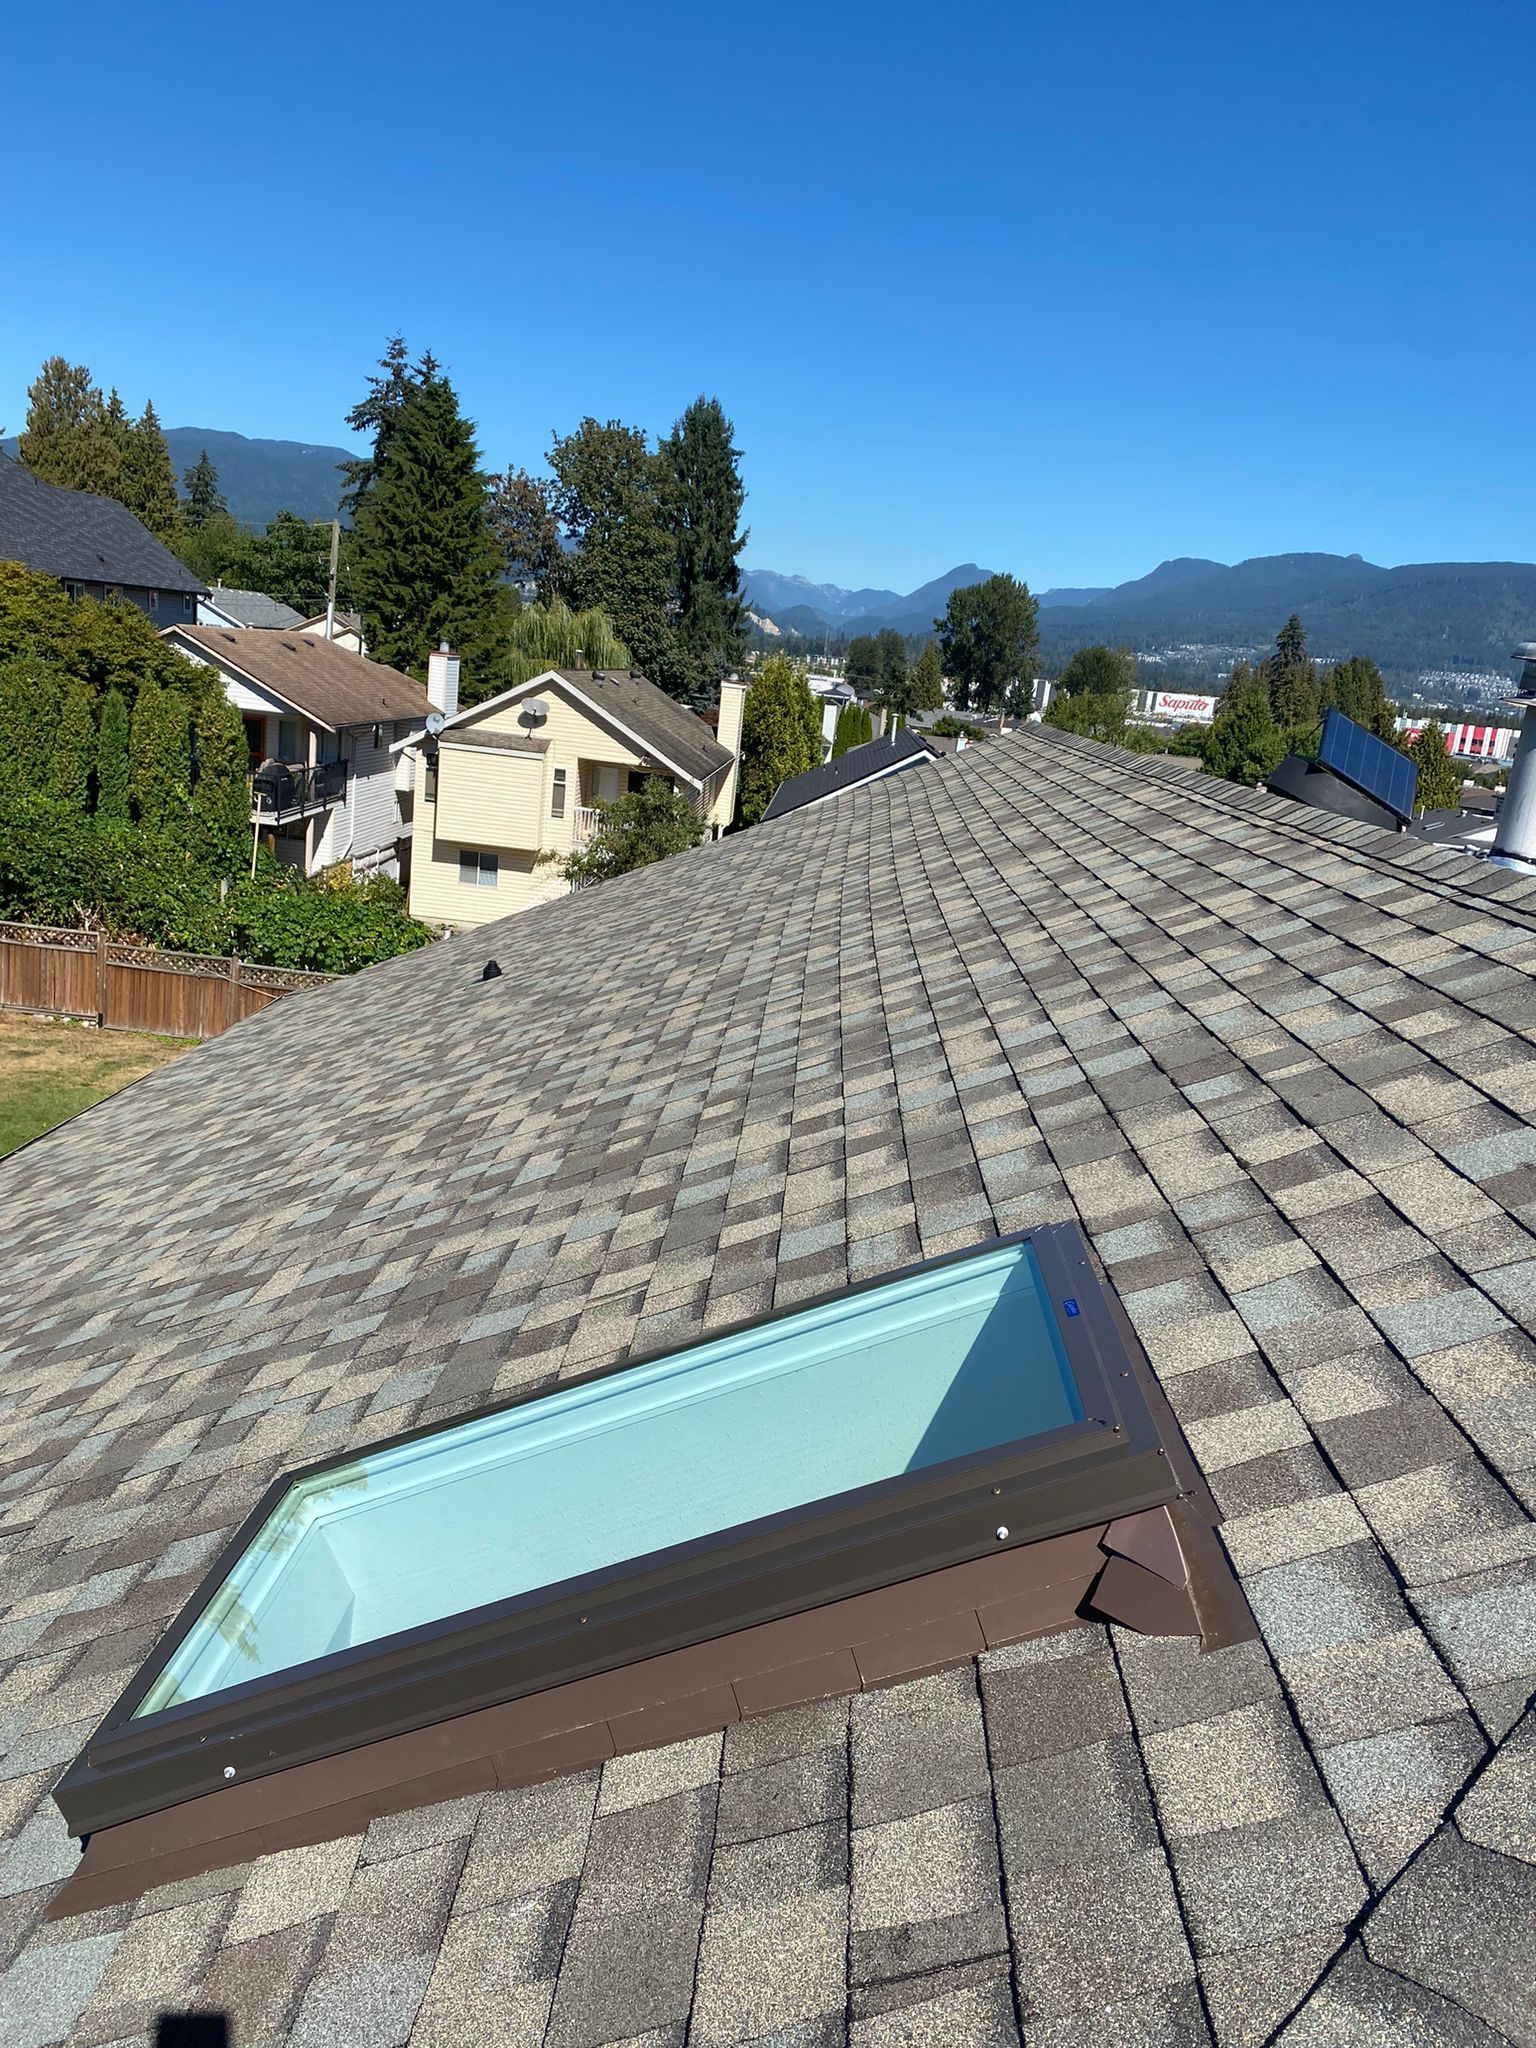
left=481, top=960, right=502, bottom=982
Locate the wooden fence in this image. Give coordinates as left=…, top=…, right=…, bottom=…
left=0, top=923, right=334, bottom=1039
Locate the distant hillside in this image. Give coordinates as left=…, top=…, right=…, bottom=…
left=749, top=550, right=1536, bottom=685
left=741, top=561, right=998, bottom=638
left=1, top=427, right=360, bottom=529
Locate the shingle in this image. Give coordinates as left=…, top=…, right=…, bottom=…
left=1455, top=1709, right=1536, bottom=1863
left=1362, top=1826, right=1536, bottom=2043
left=1171, top=1809, right=1366, bottom=1959
left=1141, top=1700, right=1323, bottom=1839
left=1009, top=1846, right=1194, bottom=2018
left=226, top=1834, right=361, bottom=1946
left=1275, top=1940, right=1509, bottom=2047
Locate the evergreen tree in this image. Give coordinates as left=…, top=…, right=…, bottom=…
left=1264, top=613, right=1321, bottom=729
left=844, top=636, right=880, bottom=695
left=549, top=418, right=682, bottom=695
left=1203, top=662, right=1285, bottom=784
left=906, top=642, right=946, bottom=716
left=1407, top=721, right=1461, bottom=814
left=830, top=702, right=874, bottom=758
left=1323, top=653, right=1397, bottom=739
left=936, top=575, right=1039, bottom=713
left=659, top=396, right=749, bottom=692
left=120, top=401, right=180, bottom=542
left=192, top=692, right=251, bottom=869
left=0, top=656, right=60, bottom=807
left=181, top=449, right=228, bottom=529
left=738, top=656, right=822, bottom=825
left=130, top=678, right=164, bottom=823
left=50, top=680, right=96, bottom=810
left=96, top=686, right=131, bottom=818
left=343, top=335, right=436, bottom=517
left=95, top=391, right=136, bottom=500
left=16, top=358, right=103, bottom=491
left=351, top=368, right=506, bottom=678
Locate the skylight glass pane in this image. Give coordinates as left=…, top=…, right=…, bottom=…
left=137, top=1240, right=1082, bottom=1717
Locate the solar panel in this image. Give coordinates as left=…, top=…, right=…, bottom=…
left=1317, top=707, right=1418, bottom=824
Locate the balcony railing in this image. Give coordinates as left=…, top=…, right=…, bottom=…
left=573, top=804, right=603, bottom=846
left=250, top=760, right=347, bottom=822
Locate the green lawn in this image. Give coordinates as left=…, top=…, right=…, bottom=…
left=0, top=1013, right=195, bottom=1160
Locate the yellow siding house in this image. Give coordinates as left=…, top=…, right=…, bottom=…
left=405, top=667, right=746, bottom=929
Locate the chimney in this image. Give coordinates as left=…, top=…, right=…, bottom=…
left=714, top=673, right=749, bottom=828
left=1493, top=644, right=1536, bottom=867
left=427, top=641, right=460, bottom=719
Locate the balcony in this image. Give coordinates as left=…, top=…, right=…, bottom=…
left=573, top=805, right=603, bottom=846
left=250, top=760, right=347, bottom=824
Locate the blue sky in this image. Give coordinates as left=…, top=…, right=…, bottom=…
left=2, top=0, right=1531, bottom=591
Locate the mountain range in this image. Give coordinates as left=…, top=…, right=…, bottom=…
left=0, top=427, right=355, bottom=529
left=743, top=553, right=1536, bottom=686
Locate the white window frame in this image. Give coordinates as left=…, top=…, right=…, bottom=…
left=459, top=849, right=499, bottom=888
left=551, top=766, right=567, bottom=820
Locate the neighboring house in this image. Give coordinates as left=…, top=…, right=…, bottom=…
left=404, top=666, right=746, bottom=927
left=162, top=623, right=430, bottom=879
left=3, top=723, right=1535, bottom=2039
left=806, top=672, right=858, bottom=758
left=761, top=726, right=934, bottom=821
left=196, top=584, right=305, bottom=630
left=0, top=453, right=204, bottom=620
left=296, top=607, right=366, bottom=655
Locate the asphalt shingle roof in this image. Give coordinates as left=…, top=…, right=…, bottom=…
left=0, top=458, right=205, bottom=594
left=1, top=725, right=1534, bottom=2045
left=762, top=728, right=934, bottom=821
left=199, top=588, right=306, bottom=630
left=165, top=625, right=432, bottom=730
left=550, top=669, right=733, bottom=787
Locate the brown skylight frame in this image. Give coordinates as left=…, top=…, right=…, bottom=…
left=56, top=1222, right=1184, bottom=1844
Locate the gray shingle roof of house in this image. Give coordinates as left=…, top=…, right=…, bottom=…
left=762, top=727, right=934, bottom=821
left=0, top=457, right=205, bottom=594
left=551, top=668, right=734, bottom=787
left=199, top=587, right=306, bottom=629
left=1, top=725, right=1534, bottom=2044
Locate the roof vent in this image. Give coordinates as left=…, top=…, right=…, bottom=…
left=481, top=960, right=502, bottom=982
left=1492, top=646, right=1536, bottom=866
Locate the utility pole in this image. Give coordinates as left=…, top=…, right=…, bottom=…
left=324, top=519, right=340, bottom=641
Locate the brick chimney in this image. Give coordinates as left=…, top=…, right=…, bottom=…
left=427, top=641, right=460, bottom=718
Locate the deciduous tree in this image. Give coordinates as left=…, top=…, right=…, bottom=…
left=557, top=776, right=704, bottom=886
left=549, top=418, right=682, bottom=695
left=487, top=468, right=568, bottom=603
left=936, top=575, right=1039, bottom=713
left=486, top=600, right=630, bottom=703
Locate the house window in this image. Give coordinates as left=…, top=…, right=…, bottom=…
left=182, top=593, right=193, bottom=615
left=459, top=849, right=499, bottom=887
left=64, top=582, right=86, bottom=602
left=148, top=590, right=159, bottom=613
left=103, top=585, right=120, bottom=602
left=551, top=767, right=567, bottom=819
left=277, top=719, right=301, bottom=762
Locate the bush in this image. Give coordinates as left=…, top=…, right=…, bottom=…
left=557, top=778, right=704, bottom=888
left=221, top=869, right=432, bottom=973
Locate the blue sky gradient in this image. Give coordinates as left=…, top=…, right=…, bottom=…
left=2, top=0, right=1531, bottom=589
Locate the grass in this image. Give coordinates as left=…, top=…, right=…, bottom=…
left=0, top=1012, right=195, bottom=1161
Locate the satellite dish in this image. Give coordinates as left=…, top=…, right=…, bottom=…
left=521, top=699, right=550, bottom=724
left=425, top=711, right=446, bottom=736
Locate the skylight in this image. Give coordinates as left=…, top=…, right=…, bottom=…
left=58, top=1225, right=1179, bottom=1844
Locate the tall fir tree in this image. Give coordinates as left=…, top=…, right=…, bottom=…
left=549, top=419, right=683, bottom=695
left=16, top=359, right=103, bottom=491
left=351, top=368, right=505, bottom=678
left=96, top=686, right=131, bottom=819
left=1407, top=720, right=1461, bottom=813
left=1323, top=653, right=1397, bottom=739
left=1264, top=613, right=1321, bottom=730
left=120, top=402, right=180, bottom=543
left=659, top=396, right=749, bottom=693
left=181, top=450, right=228, bottom=529
left=192, top=692, right=252, bottom=869
left=50, top=681, right=96, bottom=810
left=343, top=335, right=437, bottom=518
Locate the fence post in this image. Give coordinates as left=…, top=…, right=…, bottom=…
left=227, top=955, right=241, bottom=1030
left=95, top=931, right=109, bottom=1025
